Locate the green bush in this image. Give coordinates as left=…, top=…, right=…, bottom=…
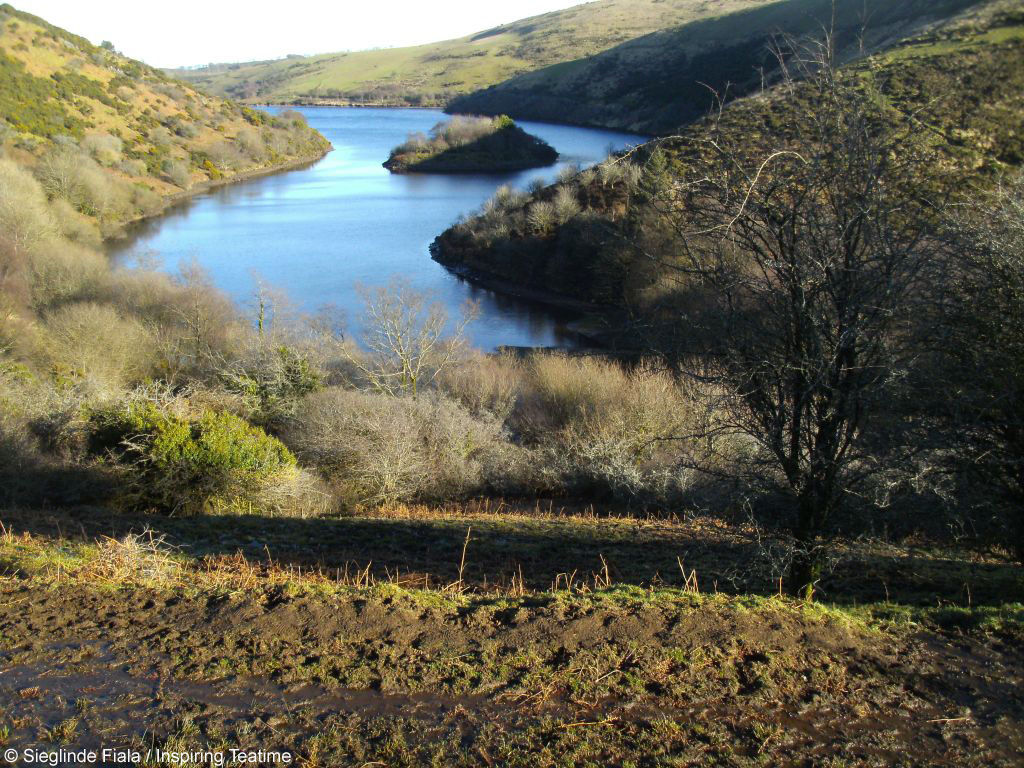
left=90, top=402, right=297, bottom=514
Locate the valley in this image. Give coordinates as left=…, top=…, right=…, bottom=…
left=0, top=0, right=1023, bottom=765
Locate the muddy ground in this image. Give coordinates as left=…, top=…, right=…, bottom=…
left=0, top=505, right=1021, bottom=766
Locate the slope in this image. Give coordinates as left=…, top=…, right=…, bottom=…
left=166, top=0, right=773, bottom=106
left=447, top=0, right=993, bottom=134
left=431, top=1, right=1024, bottom=311
left=0, top=3, right=330, bottom=234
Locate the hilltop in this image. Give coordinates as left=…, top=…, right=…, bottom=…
left=0, top=3, right=330, bottom=234
left=166, top=0, right=770, bottom=107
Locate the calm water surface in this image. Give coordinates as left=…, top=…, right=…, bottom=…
left=109, top=107, right=643, bottom=349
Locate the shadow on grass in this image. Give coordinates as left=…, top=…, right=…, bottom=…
left=2, top=503, right=1021, bottom=607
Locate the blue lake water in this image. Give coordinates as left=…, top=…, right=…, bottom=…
left=108, top=107, right=643, bottom=350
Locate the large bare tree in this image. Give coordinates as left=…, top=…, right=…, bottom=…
left=641, top=41, right=950, bottom=597
left=347, top=278, right=478, bottom=397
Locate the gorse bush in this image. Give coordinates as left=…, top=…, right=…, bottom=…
left=90, top=399, right=300, bottom=515
left=222, top=343, right=324, bottom=425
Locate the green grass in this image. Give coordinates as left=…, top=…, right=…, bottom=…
left=167, top=0, right=773, bottom=105
left=448, top=0, right=994, bottom=133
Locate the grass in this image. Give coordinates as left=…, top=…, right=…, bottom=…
left=0, top=504, right=1020, bottom=765
left=448, top=0, right=995, bottom=133
left=167, top=0, right=771, bottom=106
left=1, top=502, right=1021, bottom=609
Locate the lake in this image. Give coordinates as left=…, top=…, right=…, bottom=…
left=108, top=107, right=644, bottom=350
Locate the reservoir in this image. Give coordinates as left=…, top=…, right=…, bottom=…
left=108, top=107, right=643, bottom=349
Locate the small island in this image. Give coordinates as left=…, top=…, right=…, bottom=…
left=384, top=115, right=558, bottom=174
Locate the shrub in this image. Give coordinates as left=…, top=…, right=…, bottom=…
left=527, top=200, right=556, bottom=234
left=0, top=158, right=53, bottom=256
left=35, top=145, right=132, bottom=219
left=512, top=354, right=701, bottom=502
left=43, top=301, right=154, bottom=392
left=161, top=158, right=191, bottom=188
left=553, top=186, right=581, bottom=224
left=557, top=163, right=581, bottom=184
left=222, top=344, right=324, bottom=424
left=207, top=140, right=246, bottom=171
left=438, top=352, right=521, bottom=421
left=236, top=127, right=267, bottom=162
left=89, top=399, right=304, bottom=515
left=118, top=158, right=147, bottom=176
left=80, top=133, right=122, bottom=167
left=284, top=388, right=520, bottom=506
left=49, top=198, right=101, bottom=247
left=29, top=239, right=107, bottom=307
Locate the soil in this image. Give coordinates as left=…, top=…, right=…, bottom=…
left=0, top=579, right=1021, bottom=767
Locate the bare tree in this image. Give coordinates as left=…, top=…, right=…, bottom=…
left=639, top=39, right=950, bottom=597
left=347, top=278, right=478, bottom=396
left=945, top=173, right=1024, bottom=560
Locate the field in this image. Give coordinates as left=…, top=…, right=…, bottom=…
left=0, top=503, right=1021, bottom=766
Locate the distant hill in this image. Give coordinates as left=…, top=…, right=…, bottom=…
left=0, top=3, right=330, bottom=232
left=165, top=0, right=772, bottom=106
left=448, top=0, right=993, bottom=134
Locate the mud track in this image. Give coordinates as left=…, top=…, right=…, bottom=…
left=0, top=581, right=1021, bottom=766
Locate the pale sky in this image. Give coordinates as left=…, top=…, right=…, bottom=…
left=11, top=0, right=590, bottom=68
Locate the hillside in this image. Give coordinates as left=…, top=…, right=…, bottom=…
left=448, top=0, right=992, bottom=134
left=166, top=0, right=771, bottom=106
left=0, top=3, right=330, bottom=234
left=432, top=1, right=1024, bottom=312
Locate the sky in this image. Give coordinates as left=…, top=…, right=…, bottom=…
left=11, top=0, right=590, bottom=68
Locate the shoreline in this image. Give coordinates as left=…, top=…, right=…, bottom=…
left=431, top=256, right=602, bottom=314
left=106, top=146, right=332, bottom=246
left=246, top=102, right=654, bottom=140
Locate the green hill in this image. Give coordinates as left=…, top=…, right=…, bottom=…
left=0, top=3, right=330, bottom=234
left=448, top=0, right=992, bottom=134
left=166, top=0, right=773, bottom=106
left=431, top=1, right=1024, bottom=311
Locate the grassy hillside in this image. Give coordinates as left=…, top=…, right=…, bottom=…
left=433, top=1, right=1024, bottom=308
left=448, top=0, right=992, bottom=133
left=0, top=3, right=330, bottom=233
left=167, top=0, right=772, bottom=106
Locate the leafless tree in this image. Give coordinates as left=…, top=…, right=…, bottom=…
left=346, top=278, right=478, bottom=396
left=638, top=38, right=951, bottom=597
left=945, top=173, right=1024, bottom=560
